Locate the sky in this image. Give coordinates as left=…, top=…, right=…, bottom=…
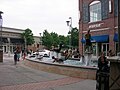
left=0, top=0, right=79, bottom=36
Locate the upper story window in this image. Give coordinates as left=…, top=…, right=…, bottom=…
left=114, top=0, right=118, bottom=16
left=90, top=1, right=101, bottom=22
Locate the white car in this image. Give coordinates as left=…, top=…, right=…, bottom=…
left=33, top=49, right=50, bottom=57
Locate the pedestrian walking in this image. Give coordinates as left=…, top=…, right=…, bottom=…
left=17, top=53, right=20, bottom=61
left=14, top=52, right=18, bottom=65
left=23, top=52, right=26, bottom=60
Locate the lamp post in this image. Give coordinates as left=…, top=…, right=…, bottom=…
left=82, top=33, right=84, bottom=56
left=39, top=33, right=42, bottom=49
left=24, top=36, right=27, bottom=52
left=66, top=17, right=72, bottom=48
left=0, top=11, right=3, bottom=62
left=118, top=0, right=120, bottom=53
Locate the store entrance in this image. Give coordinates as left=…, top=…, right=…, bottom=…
left=102, top=43, right=109, bottom=56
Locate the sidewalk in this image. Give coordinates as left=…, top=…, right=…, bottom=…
left=0, top=54, right=96, bottom=90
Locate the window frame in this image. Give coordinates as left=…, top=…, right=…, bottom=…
left=89, top=1, right=102, bottom=22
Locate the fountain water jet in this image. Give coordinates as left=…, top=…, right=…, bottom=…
left=80, top=46, right=93, bottom=66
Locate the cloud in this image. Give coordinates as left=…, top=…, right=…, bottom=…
left=0, top=0, right=78, bottom=36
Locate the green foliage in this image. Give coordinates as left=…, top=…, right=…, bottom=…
left=42, top=27, right=79, bottom=49
left=21, top=28, right=35, bottom=45
left=71, top=27, right=79, bottom=47
left=42, top=30, right=53, bottom=48
left=50, top=32, right=59, bottom=46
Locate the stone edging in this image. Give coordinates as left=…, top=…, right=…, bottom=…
left=24, top=58, right=97, bottom=80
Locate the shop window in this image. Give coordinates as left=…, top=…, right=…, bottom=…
left=92, top=43, right=97, bottom=56
left=101, top=0, right=109, bottom=19
left=114, top=0, right=118, bottom=16
left=82, top=3, right=89, bottom=23
left=89, top=1, right=101, bottom=22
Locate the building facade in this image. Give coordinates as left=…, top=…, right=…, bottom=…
left=79, top=0, right=118, bottom=57
left=1, top=27, right=41, bottom=53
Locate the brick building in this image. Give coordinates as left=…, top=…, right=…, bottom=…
left=79, top=0, right=118, bottom=57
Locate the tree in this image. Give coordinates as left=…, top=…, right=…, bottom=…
left=59, top=35, right=67, bottom=45
left=42, top=30, right=68, bottom=49
left=50, top=32, right=59, bottom=47
left=42, top=28, right=79, bottom=49
left=21, top=28, right=35, bottom=48
left=69, top=27, right=79, bottom=48
left=42, top=30, right=53, bottom=48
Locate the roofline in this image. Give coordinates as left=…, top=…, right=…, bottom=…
left=2, top=26, right=38, bottom=37
left=2, top=26, right=25, bottom=31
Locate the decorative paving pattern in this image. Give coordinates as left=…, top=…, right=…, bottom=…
left=0, top=77, right=82, bottom=90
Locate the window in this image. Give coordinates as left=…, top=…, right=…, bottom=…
left=82, top=3, right=89, bottom=23
left=114, top=0, right=118, bottom=16
left=90, top=1, right=101, bottom=22
left=109, top=0, right=112, bottom=13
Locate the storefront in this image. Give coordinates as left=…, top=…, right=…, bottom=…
left=81, top=35, right=109, bottom=57
left=79, top=0, right=118, bottom=57
left=1, top=27, right=41, bottom=54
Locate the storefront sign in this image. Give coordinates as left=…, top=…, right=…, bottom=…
left=2, top=32, right=20, bottom=38
left=89, top=23, right=104, bottom=29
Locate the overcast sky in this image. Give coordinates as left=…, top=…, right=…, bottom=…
left=0, top=0, right=79, bottom=36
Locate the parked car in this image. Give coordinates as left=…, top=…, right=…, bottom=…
left=33, top=49, right=50, bottom=57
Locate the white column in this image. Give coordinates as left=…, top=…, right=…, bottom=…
left=8, top=38, right=10, bottom=57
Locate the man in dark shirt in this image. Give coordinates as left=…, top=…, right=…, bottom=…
left=98, top=52, right=109, bottom=72
left=85, top=30, right=92, bottom=53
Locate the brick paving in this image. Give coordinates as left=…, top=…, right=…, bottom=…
left=0, top=77, right=82, bottom=90
left=0, top=54, right=96, bottom=90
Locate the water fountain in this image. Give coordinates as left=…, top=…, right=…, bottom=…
left=25, top=50, right=97, bottom=79
left=28, top=46, right=95, bottom=67
left=25, top=45, right=97, bottom=79
left=79, top=45, right=93, bottom=66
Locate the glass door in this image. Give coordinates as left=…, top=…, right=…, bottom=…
left=92, top=43, right=97, bottom=56
left=102, top=43, right=109, bottom=56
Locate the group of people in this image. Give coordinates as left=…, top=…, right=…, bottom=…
left=62, top=48, right=81, bottom=60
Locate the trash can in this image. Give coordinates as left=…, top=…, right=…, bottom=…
left=0, top=49, right=3, bottom=62
left=96, top=72, right=109, bottom=90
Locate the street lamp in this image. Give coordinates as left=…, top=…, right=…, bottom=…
left=24, top=36, right=27, bottom=52
left=66, top=17, right=72, bottom=48
left=0, top=11, right=3, bottom=62
left=39, top=33, right=42, bottom=49
left=118, top=0, right=120, bottom=54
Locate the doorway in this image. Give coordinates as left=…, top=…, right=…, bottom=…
left=102, top=43, right=109, bottom=56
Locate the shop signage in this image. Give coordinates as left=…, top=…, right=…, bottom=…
left=89, top=23, right=104, bottom=29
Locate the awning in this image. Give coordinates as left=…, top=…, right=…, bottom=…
left=113, top=33, right=118, bottom=42
left=10, top=38, right=24, bottom=44
left=81, top=35, right=109, bottom=43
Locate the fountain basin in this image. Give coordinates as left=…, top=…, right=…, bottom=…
left=24, top=58, right=97, bottom=80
